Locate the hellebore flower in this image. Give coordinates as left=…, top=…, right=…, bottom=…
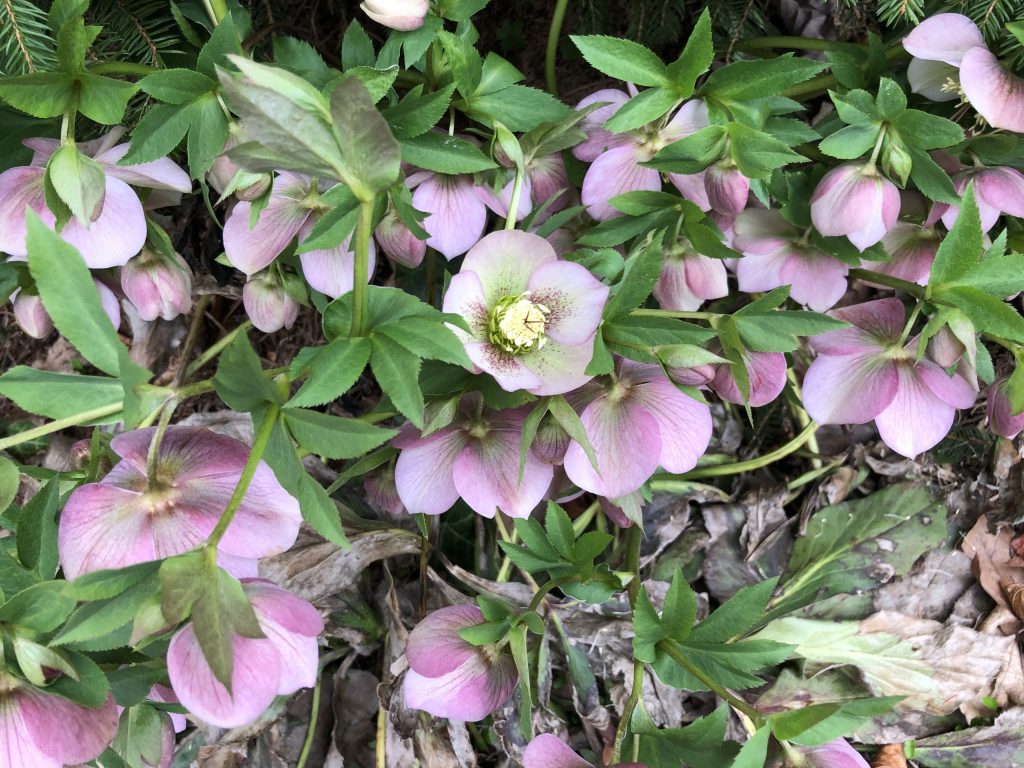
left=877, top=222, right=940, bottom=285
left=360, top=0, right=429, bottom=30
left=242, top=270, right=301, bottom=333
left=799, top=739, right=870, bottom=768
left=375, top=208, right=426, bottom=268
left=564, top=359, right=713, bottom=498
left=121, top=247, right=193, bottom=322
left=704, top=160, right=750, bottom=216
left=523, top=733, right=646, bottom=768
left=167, top=579, right=323, bottom=728
left=904, top=14, right=1024, bottom=131
left=408, top=170, right=489, bottom=260
left=652, top=239, right=728, bottom=311
left=937, top=166, right=1024, bottom=232
left=0, top=132, right=190, bottom=268
left=988, top=378, right=1024, bottom=439
left=0, top=674, right=118, bottom=768
left=810, top=164, right=900, bottom=251
left=802, top=298, right=978, bottom=458
left=734, top=209, right=850, bottom=311
left=404, top=605, right=518, bottom=722
left=443, top=231, right=609, bottom=396
left=394, top=398, right=553, bottom=518
left=712, top=351, right=788, bottom=407
left=58, top=427, right=302, bottom=578
left=207, top=138, right=271, bottom=202
left=482, top=152, right=573, bottom=224
left=10, top=290, right=52, bottom=339
left=223, top=172, right=374, bottom=298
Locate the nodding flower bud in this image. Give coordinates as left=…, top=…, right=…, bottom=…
left=360, top=0, right=429, bottom=30
left=207, top=141, right=272, bottom=202
left=242, top=271, right=300, bottom=333
left=121, top=248, right=193, bottom=322
left=11, top=290, right=53, bottom=339
left=795, top=739, right=870, bottom=768
left=375, top=209, right=426, bottom=268
left=810, top=164, right=900, bottom=252
left=704, top=160, right=750, bottom=216
left=533, top=414, right=571, bottom=465
left=988, top=378, right=1024, bottom=440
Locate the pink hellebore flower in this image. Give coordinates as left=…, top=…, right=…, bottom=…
left=904, top=14, right=1024, bottom=132
left=704, top=160, right=750, bottom=216
left=799, top=738, right=870, bottom=768
left=394, top=400, right=553, bottom=518
left=810, top=165, right=900, bottom=252
left=802, top=298, right=978, bottom=458
left=443, top=231, right=609, bottom=396
left=877, top=222, right=939, bottom=285
left=523, top=733, right=646, bottom=768
left=243, top=270, right=301, bottom=333
left=564, top=359, right=713, bottom=498
left=409, top=170, right=488, bottom=260
left=223, top=172, right=374, bottom=298
left=167, top=579, right=323, bottom=728
left=0, top=132, right=190, bottom=268
left=652, top=240, right=728, bottom=312
left=482, top=153, right=573, bottom=224
left=712, top=351, right=788, bottom=407
left=375, top=209, right=426, bottom=268
left=121, top=247, right=193, bottom=322
left=360, top=0, right=429, bottom=31
left=988, top=378, right=1024, bottom=439
left=10, top=291, right=52, bottom=339
left=404, top=605, right=518, bottom=722
left=58, top=427, right=302, bottom=578
left=0, top=674, right=118, bottom=767
left=937, top=167, right=1024, bottom=232
left=734, top=209, right=850, bottom=311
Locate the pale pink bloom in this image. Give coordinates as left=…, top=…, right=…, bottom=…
left=409, top=170, right=488, bottom=260
left=0, top=132, right=189, bottom=268
left=223, top=172, right=374, bottom=298
left=988, top=378, right=1024, bottom=439
left=360, top=0, right=429, bottom=30
left=704, top=161, right=750, bottom=215
left=810, top=165, right=900, bottom=251
left=960, top=47, right=1024, bottom=132
left=375, top=209, right=426, bottom=268
left=936, top=167, right=1024, bottom=232
left=148, top=684, right=187, bottom=734
left=168, top=579, right=322, bottom=728
left=242, top=271, right=300, bottom=333
left=564, top=359, right=712, bottom=498
left=121, top=247, right=193, bottom=322
left=443, top=231, right=609, bottom=396
left=523, top=733, right=645, bottom=768
left=58, top=427, right=301, bottom=578
left=207, top=138, right=271, bottom=202
left=363, top=466, right=405, bottom=517
left=877, top=222, right=939, bottom=285
left=10, top=290, right=52, bottom=339
left=95, top=278, right=122, bottom=330
left=482, top=153, right=573, bottom=224
left=802, top=298, right=977, bottom=458
left=404, top=605, right=517, bottom=722
left=800, top=739, right=870, bottom=768
left=394, top=400, right=553, bottom=518
left=734, top=209, right=849, bottom=311
left=653, top=241, right=728, bottom=311
left=0, top=674, right=118, bottom=767
left=712, top=351, right=788, bottom=407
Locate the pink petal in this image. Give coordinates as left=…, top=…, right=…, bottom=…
left=243, top=274, right=300, bottom=332
left=406, top=604, right=485, bottom=677
left=167, top=625, right=282, bottom=728
left=244, top=580, right=322, bottom=694
left=802, top=738, right=871, bottom=768
left=223, top=179, right=311, bottom=275
left=668, top=171, right=711, bottom=211
left=988, top=378, right=1024, bottom=439
left=581, top=144, right=661, bottom=221
left=461, top=230, right=558, bottom=307
left=654, top=257, right=703, bottom=311
left=916, top=357, right=977, bottom=408
left=573, top=89, right=631, bottom=162
left=478, top=175, right=534, bottom=222
left=802, top=353, right=899, bottom=424
left=0, top=166, right=49, bottom=257
left=111, top=426, right=245, bottom=477
left=809, top=298, right=905, bottom=355
left=684, top=253, right=729, bottom=302
left=977, top=167, right=1024, bottom=220
left=453, top=426, right=553, bottom=518
left=907, top=58, right=961, bottom=101
left=811, top=166, right=900, bottom=251
left=902, top=14, right=984, bottom=66
left=528, top=260, right=610, bottom=346
left=778, top=251, right=849, bottom=311
left=403, top=655, right=517, bottom=722
left=878, top=223, right=938, bottom=285
left=412, top=174, right=488, bottom=260
left=376, top=210, right=426, bottom=268
left=442, top=270, right=490, bottom=338
left=466, top=341, right=545, bottom=393
left=528, top=154, right=572, bottom=217
left=18, top=688, right=118, bottom=764
left=519, top=337, right=598, bottom=396
left=704, top=163, right=749, bottom=216
left=11, top=290, right=53, bottom=339
left=95, top=279, right=121, bottom=330
left=299, top=231, right=375, bottom=299
left=663, top=99, right=710, bottom=141
left=95, top=143, right=192, bottom=193
left=0, top=696, right=57, bottom=768
left=57, top=176, right=147, bottom=268
left=523, top=734, right=594, bottom=768
left=630, top=374, right=713, bottom=472
left=961, top=47, right=1024, bottom=133
left=733, top=208, right=795, bottom=252
left=394, top=428, right=468, bottom=515
left=874, top=363, right=957, bottom=458
left=735, top=248, right=790, bottom=294
left=713, top=351, right=787, bottom=407
left=564, top=395, right=661, bottom=497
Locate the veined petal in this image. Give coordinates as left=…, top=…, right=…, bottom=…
left=631, top=377, right=712, bottom=473
left=0, top=166, right=50, bottom=257
left=778, top=250, right=849, bottom=311
left=223, top=193, right=309, bottom=275
left=809, top=298, right=905, bottom=355
left=528, top=260, right=610, bottom=346
left=403, top=655, right=517, bottom=722
left=453, top=426, right=553, bottom=518
left=466, top=341, right=545, bottom=393
left=462, top=230, right=557, bottom=307
left=58, top=176, right=146, bottom=268
left=412, top=174, right=488, bottom=260
left=298, top=232, right=375, bottom=299
left=0, top=694, right=61, bottom=768
left=668, top=171, right=711, bottom=211
left=961, top=47, right=1024, bottom=133
left=244, top=580, right=322, bottom=694
left=902, top=14, right=984, bottom=66
left=442, top=270, right=490, bottom=338
left=519, top=337, right=597, bottom=396
left=735, top=247, right=790, bottom=294
left=573, top=89, right=631, bottom=162
left=878, top=223, right=938, bottom=285
left=713, top=351, right=787, bottom=407
left=395, top=428, right=469, bottom=515
left=916, top=357, right=978, bottom=408
left=801, top=739, right=871, bottom=768
left=654, top=257, right=703, bottom=311
left=907, top=58, right=961, bottom=101
left=874, top=363, right=957, bottom=458
left=406, top=605, right=484, bottom=677
left=663, top=99, right=710, bottom=141
left=18, top=688, right=118, bottom=765
left=581, top=144, right=660, bottom=221
left=684, top=253, right=729, bottom=301
left=95, top=144, right=192, bottom=193
left=522, top=734, right=594, bottom=768
left=976, top=167, right=1024, bottom=220
left=802, top=353, right=899, bottom=424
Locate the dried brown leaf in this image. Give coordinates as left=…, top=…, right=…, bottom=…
left=871, top=743, right=908, bottom=768
left=961, top=515, right=1024, bottom=612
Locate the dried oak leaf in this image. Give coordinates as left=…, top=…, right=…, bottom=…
left=961, top=515, right=1024, bottom=613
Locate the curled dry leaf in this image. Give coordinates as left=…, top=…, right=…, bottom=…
left=961, top=515, right=1024, bottom=617
left=871, top=743, right=908, bottom=768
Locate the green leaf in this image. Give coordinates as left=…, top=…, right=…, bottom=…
left=437, top=30, right=483, bottom=96
left=548, top=394, right=598, bottom=471
left=192, top=566, right=264, bottom=689
left=287, top=337, right=371, bottom=408
left=0, top=367, right=123, bottom=422
left=283, top=407, right=398, bottom=459
left=274, top=36, right=333, bottom=90
left=370, top=335, right=425, bottom=428
left=76, top=73, right=137, bottom=125
left=67, top=561, right=161, bottom=601
left=376, top=321, right=471, bottom=367
left=819, top=123, right=880, bottom=160
left=662, top=567, right=697, bottom=641
left=46, top=650, right=111, bottom=708
left=0, top=580, right=75, bottom=631
left=196, top=15, right=243, bottom=78
left=929, top=183, right=983, bottom=286
left=0, top=72, right=75, bottom=119
left=691, top=578, right=777, bottom=643
left=893, top=109, right=964, bottom=150
left=728, top=122, right=804, bottom=179
left=213, top=332, right=281, bottom=412
left=53, top=573, right=159, bottom=647
left=771, top=703, right=844, bottom=741
left=159, top=552, right=206, bottom=625
left=138, top=68, right=214, bottom=104
left=730, top=727, right=770, bottom=768
left=458, top=619, right=512, bottom=646
left=702, top=56, right=826, bottom=101
left=26, top=212, right=123, bottom=376
left=399, top=132, right=497, bottom=174
left=16, top=477, right=59, bottom=578
left=632, top=586, right=668, bottom=662
left=341, top=19, right=376, bottom=69
left=545, top=502, right=575, bottom=560
left=646, top=124, right=727, bottom=174
left=329, top=77, right=400, bottom=200
left=604, top=88, right=680, bottom=134
left=113, top=705, right=165, bottom=768
left=907, top=146, right=959, bottom=203
left=47, top=144, right=105, bottom=225
left=950, top=254, right=1024, bottom=297
left=383, top=84, right=455, bottom=139
left=509, top=624, right=533, bottom=737
left=571, top=35, right=668, bottom=86
left=605, top=235, right=665, bottom=319
left=874, top=77, right=906, bottom=121
left=0, top=457, right=17, bottom=514
left=939, top=285, right=1024, bottom=341
left=514, top=517, right=562, bottom=563
left=666, top=8, right=713, bottom=96
left=466, top=85, right=572, bottom=132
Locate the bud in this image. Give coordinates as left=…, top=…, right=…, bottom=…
left=207, top=139, right=272, bottom=201
left=242, top=271, right=300, bottom=333
left=11, top=290, right=53, bottom=339
left=882, top=137, right=913, bottom=187
left=988, top=378, right=1024, bottom=439
left=533, top=415, right=570, bottom=464
left=360, top=0, right=429, bottom=30
left=810, top=164, right=900, bottom=251
left=375, top=209, right=426, bottom=268
left=704, top=160, right=750, bottom=216
left=121, top=248, right=193, bottom=322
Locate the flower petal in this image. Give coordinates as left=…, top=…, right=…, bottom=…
left=878, top=223, right=938, bottom=285
left=519, top=337, right=597, bottom=396
left=58, top=176, right=147, bottom=268
left=95, top=143, right=192, bottom=193
left=802, top=353, right=899, bottom=424
left=244, top=581, right=321, bottom=694
left=902, top=14, right=984, bottom=66
left=412, top=174, right=488, bottom=260
left=654, top=257, right=702, bottom=311
left=403, top=655, right=517, bottom=722
left=523, top=734, right=594, bottom=768
left=298, top=231, right=375, bottom=299
left=874, top=363, right=957, bottom=458
left=581, top=144, right=660, bottom=221
left=713, top=351, right=787, bottom=407
left=630, top=376, right=712, bottom=473
left=528, top=260, right=610, bottom=346
left=19, top=689, right=118, bottom=765
left=916, top=358, right=977, bottom=408
left=668, top=171, right=711, bottom=211
left=453, top=427, right=553, bottom=518
left=778, top=250, right=849, bottom=311
left=443, top=270, right=490, bottom=339
left=461, top=230, right=558, bottom=308
left=0, top=166, right=49, bottom=257
left=406, top=605, right=485, bottom=677
left=961, top=46, right=1024, bottom=133
left=801, top=738, right=871, bottom=768
left=573, top=89, right=631, bottom=162
left=395, top=428, right=469, bottom=515
left=907, top=58, right=961, bottom=101
left=223, top=182, right=310, bottom=275
left=808, top=298, right=905, bottom=355
left=976, top=167, right=1024, bottom=221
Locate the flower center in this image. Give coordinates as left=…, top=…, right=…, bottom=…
left=488, top=294, right=550, bottom=355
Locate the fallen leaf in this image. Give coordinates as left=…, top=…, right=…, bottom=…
left=913, top=707, right=1024, bottom=767
left=961, top=515, right=1024, bottom=613
left=872, top=743, right=907, bottom=768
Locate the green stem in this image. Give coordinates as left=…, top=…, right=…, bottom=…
left=504, top=167, right=526, bottom=231
left=526, top=577, right=562, bottom=613
left=206, top=405, right=279, bottom=548
left=785, top=370, right=820, bottom=469
left=146, top=398, right=178, bottom=486
left=86, top=61, right=157, bottom=77
left=0, top=403, right=123, bottom=452
left=204, top=0, right=229, bottom=24
left=296, top=669, right=323, bottom=768
left=898, top=299, right=923, bottom=345
left=61, top=82, right=80, bottom=143
left=185, top=321, right=252, bottom=379
left=659, top=641, right=762, bottom=724
left=351, top=200, right=374, bottom=337
left=866, top=125, right=887, bottom=169
left=545, top=0, right=570, bottom=95
left=630, top=308, right=718, bottom=320
left=611, top=525, right=644, bottom=764
left=849, top=267, right=924, bottom=296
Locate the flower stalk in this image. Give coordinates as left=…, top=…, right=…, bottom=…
left=611, top=524, right=644, bottom=764
left=545, top=0, right=571, bottom=95
left=351, top=199, right=375, bottom=337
